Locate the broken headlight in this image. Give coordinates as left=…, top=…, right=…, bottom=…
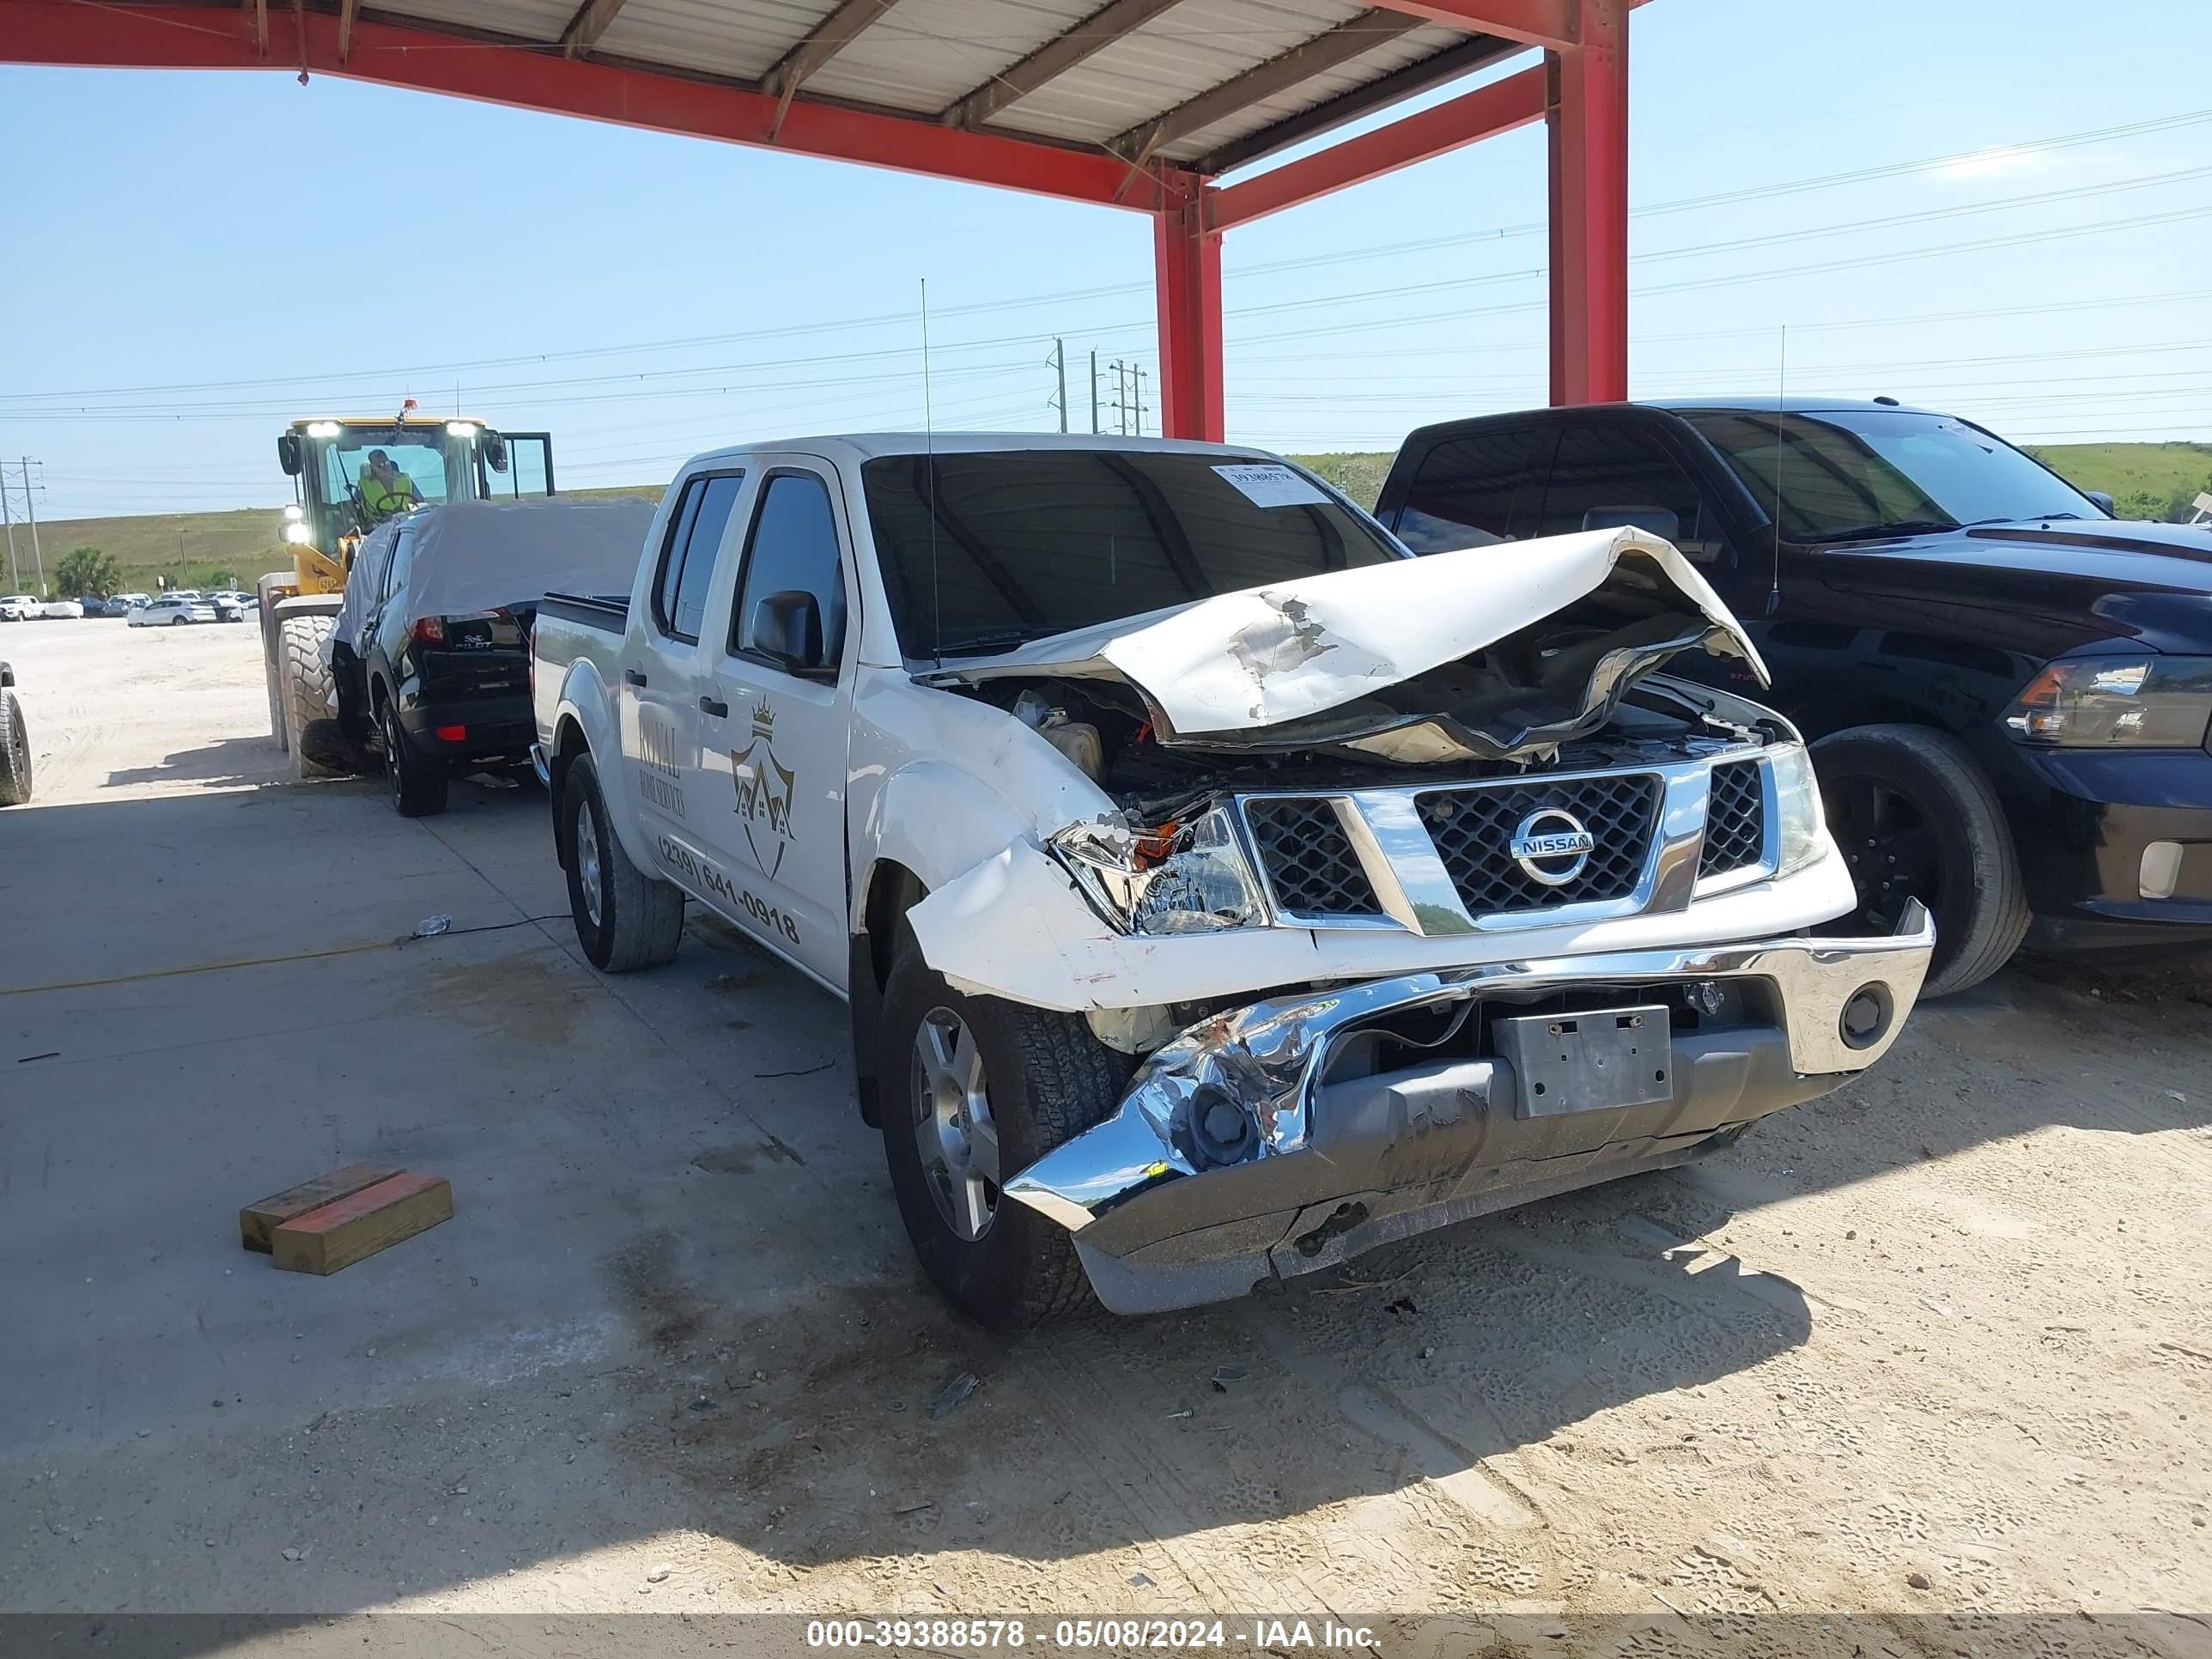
left=1770, top=742, right=1825, bottom=877
left=1052, top=805, right=1267, bottom=935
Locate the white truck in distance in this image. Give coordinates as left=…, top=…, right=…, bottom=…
left=530, top=434, right=1935, bottom=1328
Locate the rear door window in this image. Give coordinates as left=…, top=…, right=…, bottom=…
left=650, top=472, right=746, bottom=643
left=1532, top=423, right=1728, bottom=562
left=1391, top=426, right=1540, bottom=551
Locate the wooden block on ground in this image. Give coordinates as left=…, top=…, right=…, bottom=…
left=270, top=1173, right=453, bottom=1276
left=240, top=1162, right=403, bottom=1253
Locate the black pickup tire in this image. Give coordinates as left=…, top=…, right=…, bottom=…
left=1812, top=723, right=2029, bottom=998
left=380, top=697, right=449, bottom=818
left=0, top=689, right=31, bottom=806
left=878, top=941, right=1127, bottom=1329
left=560, top=752, right=684, bottom=972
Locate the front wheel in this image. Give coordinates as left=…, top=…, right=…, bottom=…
left=878, top=947, right=1127, bottom=1328
left=558, top=752, right=684, bottom=971
left=1812, top=723, right=2028, bottom=997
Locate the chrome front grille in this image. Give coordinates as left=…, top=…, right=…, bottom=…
left=1419, top=773, right=1662, bottom=914
left=1240, top=750, right=1775, bottom=936
left=1698, top=759, right=1765, bottom=878
left=1243, top=797, right=1382, bottom=919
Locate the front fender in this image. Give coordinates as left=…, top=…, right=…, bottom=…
left=858, top=754, right=1062, bottom=926
left=555, top=657, right=658, bottom=878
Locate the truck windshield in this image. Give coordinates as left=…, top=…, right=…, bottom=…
left=1681, top=408, right=2100, bottom=542
left=861, top=450, right=1403, bottom=659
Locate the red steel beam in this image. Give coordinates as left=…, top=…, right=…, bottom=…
left=0, top=1, right=1154, bottom=210
left=1364, top=0, right=1575, bottom=49
left=1206, top=63, right=1545, bottom=230
left=1547, top=0, right=1627, bottom=402
left=1154, top=171, right=1224, bottom=442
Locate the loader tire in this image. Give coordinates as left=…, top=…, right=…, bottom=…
left=0, top=690, right=31, bottom=806
left=280, top=615, right=343, bottom=781
left=264, top=627, right=289, bottom=754
left=560, top=752, right=684, bottom=972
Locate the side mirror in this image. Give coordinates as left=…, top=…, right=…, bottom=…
left=1583, top=505, right=1681, bottom=542
left=2084, top=489, right=2114, bottom=516
left=483, top=430, right=509, bottom=474
left=276, top=434, right=302, bottom=477
left=750, top=590, right=826, bottom=675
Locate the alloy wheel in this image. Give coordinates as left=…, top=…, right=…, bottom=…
left=910, top=1006, right=1000, bottom=1242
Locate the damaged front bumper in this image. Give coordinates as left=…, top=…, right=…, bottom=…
left=1005, top=902, right=1934, bottom=1314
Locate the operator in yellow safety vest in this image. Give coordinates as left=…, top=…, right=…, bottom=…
left=358, top=450, right=423, bottom=521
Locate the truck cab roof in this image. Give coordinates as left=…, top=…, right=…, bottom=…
left=676, top=432, right=1284, bottom=469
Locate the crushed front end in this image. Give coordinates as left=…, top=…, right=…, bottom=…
left=906, top=529, right=1937, bottom=1314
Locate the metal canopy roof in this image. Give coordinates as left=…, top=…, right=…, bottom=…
left=335, top=0, right=1522, bottom=173
left=1, top=0, right=1633, bottom=436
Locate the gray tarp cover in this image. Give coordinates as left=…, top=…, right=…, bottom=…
left=335, top=498, right=654, bottom=646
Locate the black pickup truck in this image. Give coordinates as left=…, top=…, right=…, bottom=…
left=1374, top=399, right=2212, bottom=994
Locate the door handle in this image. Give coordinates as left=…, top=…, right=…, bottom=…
left=700, top=696, right=729, bottom=718
left=624, top=668, right=648, bottom=687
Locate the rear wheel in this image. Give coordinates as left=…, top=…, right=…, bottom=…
left=559, top=752, right=684, bottom=971
left=279, top=615, right=343, bottom=780
left=380, top=697, right=449, bottom=817
left=0, top=690, right=32, bottom=806
left=878, top=944, right=1127, bottom=1328
left=1812, top=723, right=2028, bottom=997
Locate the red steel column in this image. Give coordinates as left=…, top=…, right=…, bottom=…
left=1154, top=169, right=1225, bottom=442
left=1547, top=0, right=1628, bottom=404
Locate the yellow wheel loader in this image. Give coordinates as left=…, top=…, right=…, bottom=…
left=258, top=405, right=553, bottom=776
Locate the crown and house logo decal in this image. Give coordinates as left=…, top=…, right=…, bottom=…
left=731, top=696, right=798, bottom=878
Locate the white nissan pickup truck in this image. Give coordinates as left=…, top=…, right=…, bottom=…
left=531, top=434, right=1934, bottom=1328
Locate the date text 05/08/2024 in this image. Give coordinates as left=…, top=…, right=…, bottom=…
left=805, top=1620, right=1377, bottom=1650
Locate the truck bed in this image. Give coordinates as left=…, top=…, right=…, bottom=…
left=539, top=592, right=629, bottom=629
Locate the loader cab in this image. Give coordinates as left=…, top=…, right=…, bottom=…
left=276, top=416, right=554, bottom=580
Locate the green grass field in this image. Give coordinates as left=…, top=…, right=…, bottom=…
left=6, top=441, right=2203, bottom=599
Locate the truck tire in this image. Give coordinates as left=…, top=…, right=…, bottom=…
left=559, top=752, right=684, bottom=971
left=1812, top=723, right=2028, bottom=998
left=279, top=615, right=343, bottom=781
left=0, top=690, right=31, bottom=806
left=878, top=944, right=1128, bottom=1329
left=380, top=697, right=449, bottom=818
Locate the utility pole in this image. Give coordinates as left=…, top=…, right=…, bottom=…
left=1050, top=338, right=1068, bottom=434
left=1088, top=349, right=1098, bottom=434
left=19, top=459, right=43, bottom=598
left=1133, top=367, right=1149, bottom=438
left=1, top=469, right=18, bottom=590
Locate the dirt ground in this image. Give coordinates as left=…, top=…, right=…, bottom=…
left=2, top=617, right=2209, bottom=1650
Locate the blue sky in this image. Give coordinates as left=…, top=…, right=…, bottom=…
left=1, top=0, right=2208, bottom=520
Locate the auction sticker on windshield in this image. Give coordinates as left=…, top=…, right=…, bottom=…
left=1212, top=463, right=1328, bottom=508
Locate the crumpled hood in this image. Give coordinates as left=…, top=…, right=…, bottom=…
left=923, top=527, right=1768, bottom=757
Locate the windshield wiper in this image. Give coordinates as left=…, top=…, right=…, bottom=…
left=1802, top=519, right=1959, bottom=543
left=931, top=628, right=1059, bottom=658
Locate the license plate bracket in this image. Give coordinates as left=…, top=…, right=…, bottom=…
left=1494, top=1003, right=1674, bottom=1119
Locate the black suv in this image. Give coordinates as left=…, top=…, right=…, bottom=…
left=1374, top=399, right=2212, bottom=994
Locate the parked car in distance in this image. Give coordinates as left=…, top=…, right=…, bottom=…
left=532, top=434, right=1934, bottom=1327
left=1372, top=398, right=2212, bottom=995
left=113, top=592, right=151, bottom=611
left=130, top=596, right=217, bottom=627
left=1, top=595, right=40, bottom=622
left=0, top=659, right=28, bottom=805
left=210, top=592, right=253, bottom=623
left=40, top=599, right=85, bottom=621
